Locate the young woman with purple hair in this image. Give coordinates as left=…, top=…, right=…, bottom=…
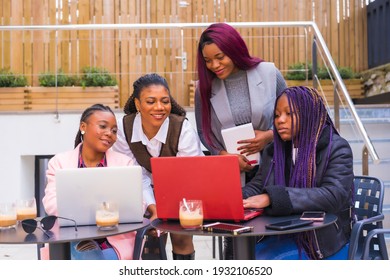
left=242, top=86, right=354, bottom=259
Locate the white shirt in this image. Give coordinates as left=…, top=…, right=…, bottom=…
left=113, top=113, right=204, bottom=207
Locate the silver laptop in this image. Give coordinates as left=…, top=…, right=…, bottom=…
left=55, top=166, right=143, bottom=227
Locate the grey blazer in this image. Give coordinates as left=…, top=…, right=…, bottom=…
left=195, top=62, right=279, bottom=155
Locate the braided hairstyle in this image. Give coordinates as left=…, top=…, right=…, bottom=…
left=272, top=86, right=337, bottom=259
left=273, top=86, right=335, bottom=188
left=74, top=103, right=116, bottom=148
left=123, top=73, right=186, bottom=116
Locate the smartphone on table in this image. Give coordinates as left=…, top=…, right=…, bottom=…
left=202, top=222, right=253, bottom=235
left=300, top=211, right=326, bottom=221
left=265, top=219, right=313, bottom=231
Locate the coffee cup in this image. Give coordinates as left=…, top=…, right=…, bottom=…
left=179, top=199, right=203, bottom=230
left=16, top=197, right=37, bottom=221
left=0, top=202, right=17, bottom=229
left=96, top=201, right=119, bottom=230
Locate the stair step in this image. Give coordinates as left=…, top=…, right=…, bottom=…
left=349, top=139, right=390, bottom=159
left=353, top=159, right=390, bottom=181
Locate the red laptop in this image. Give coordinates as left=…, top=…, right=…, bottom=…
left=151, top=155, right=263, bottom=222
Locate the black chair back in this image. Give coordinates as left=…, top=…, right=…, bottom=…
left=348, top=176, right=388, bottom=259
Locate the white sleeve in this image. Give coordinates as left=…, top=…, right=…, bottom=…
left=177, top=119, right=205, bottom=157
left=112, top=118, right=134, bottom=158
left=113, top=117, right=156, bottom=207
left=142, top=168, right=156, bottom=207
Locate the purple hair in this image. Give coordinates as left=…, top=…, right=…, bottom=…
left=272, top=86, right=337, bottom=259
left=273, top=86, right=336, bottom=188
left=196, top=23, right=263, bottom=147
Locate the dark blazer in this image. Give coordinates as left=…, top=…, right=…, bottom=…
left=243, top=126, right=354, bottom=258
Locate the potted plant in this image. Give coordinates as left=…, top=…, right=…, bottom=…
left=285, top=62, right=364, bottom=104
left=27, top=67, right=120, bottom=111
left=0, top=68, right=29, bottom=111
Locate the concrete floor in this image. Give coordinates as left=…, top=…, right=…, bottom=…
left=0, top=235, right=221, bottom=260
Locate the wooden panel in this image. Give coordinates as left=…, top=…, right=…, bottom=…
left=2, top=0, right=11, bottom=68
left=70, top=1, right=78, bottom=74
left=0, top=0, right=370, bottom=111
left=25, top=86, right=120, bottom=111
left=349, top=1, right=357, bottom=71
left=0, top=88, right=29, bottom=111
left=339, top=0, right=346, bottom=67
left=31, top=0, right=45, bottom=85
left=102, top=0, right=115, bottom=73
left=10, top=0, right=23, bottom=74
left=23, top=0, right=33, bottom=86
left=286, top=79, right=364, bottom=106
left=48, top=0, right=57, bottom=72
left=59, top=0, right=70, bottom=74
left=27, top=103, right=119, bottom=110
left=78, top=0, right=90, bottom=68
left=0, top=1, right=3, bottom=67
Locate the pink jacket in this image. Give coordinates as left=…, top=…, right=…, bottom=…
left=42, top=143, right=144, bottom=260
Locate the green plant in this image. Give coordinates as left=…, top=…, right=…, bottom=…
left=285, top=62, right=313, bottom=80
left=38, top=70, right=80, bottom=87
left=285, top=63, right=360, bottom=80
left=0, top=68, right=28, bottom=87
left=80, top=66, right=117, bottom=87
left=38, top=67, right=117, bottom=87
left=338, top=67, right=359, bottom=79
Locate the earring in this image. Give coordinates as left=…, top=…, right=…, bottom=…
left=81, top=131, right=85, bottom=135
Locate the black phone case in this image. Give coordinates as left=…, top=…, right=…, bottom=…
left=265, top=219, right=313, bottom=230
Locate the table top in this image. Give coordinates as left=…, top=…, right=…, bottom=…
left=152, top=213, right=337, bottom=237
left=0, top=219, right=149, bottom=245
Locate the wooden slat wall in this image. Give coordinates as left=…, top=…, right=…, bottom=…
left=0, top=0, right=369, bottom=108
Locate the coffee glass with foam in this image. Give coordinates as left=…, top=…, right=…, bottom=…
left=179, top=199, right=203, bottom=230
left=96, top=201, right=119, bottom=230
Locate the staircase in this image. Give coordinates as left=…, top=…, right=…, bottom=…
left=337, top=104, right=390, bottom=231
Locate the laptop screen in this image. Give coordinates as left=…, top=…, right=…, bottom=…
left=55, top=166, right=144, bottom=226
left=151, top=155, right=259, bottom=222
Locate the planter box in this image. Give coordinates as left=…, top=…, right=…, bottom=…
left=286, top=79, right=364, bottom=106
left=0, top=86, right=119, bottom=111
left=0, top=87, right=30, bottom=111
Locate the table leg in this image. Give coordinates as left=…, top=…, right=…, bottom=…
left=49, top=242, right=71, bottom=260
left=233, top=236, right=256, bottom=260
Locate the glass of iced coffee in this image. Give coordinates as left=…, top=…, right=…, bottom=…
left=96, top=201, right=119, bottom=230
left=16, top=198, right=37, bottom=221
left=179, top=199, right=203, bottom=230
left=0, top=202, right=17, bottom=229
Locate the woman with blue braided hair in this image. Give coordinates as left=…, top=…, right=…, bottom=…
left=242, top=86, right=354, bottom=260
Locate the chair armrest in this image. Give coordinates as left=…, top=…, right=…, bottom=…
left=348, top=213, right=385, bottom=259
left=133, top=224, right=153, bottom=260
left=362, top=228, right=390, bottom=260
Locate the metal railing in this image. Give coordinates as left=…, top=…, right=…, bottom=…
left=0, top=21, right=380, bottom=169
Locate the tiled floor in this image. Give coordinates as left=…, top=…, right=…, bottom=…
left=0, top=235, right=222, bottom=260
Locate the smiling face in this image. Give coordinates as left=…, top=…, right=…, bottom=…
left=202, top=43, right=238, bottom=80
left=274, top=94, right=298, bottom=142
left=80, top=111, right=118, bottom=153
left=135, top=84, right=172, bottom=139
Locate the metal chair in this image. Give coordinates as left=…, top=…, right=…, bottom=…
left=361, top=228, right=390, bottom=260
left=212, top=236, right=223, bottom=259
left=133, top=224, right=167, bottom=260
left=348, top=175, right=388, bottom=260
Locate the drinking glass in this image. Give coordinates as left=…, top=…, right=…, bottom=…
left=95, top=202, right=119, bottom=230
left=0, top=202, right=17, bottom=229
left=16, top=198, right=37, bottom=221
left=179, top=199, right=203, bottom=230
